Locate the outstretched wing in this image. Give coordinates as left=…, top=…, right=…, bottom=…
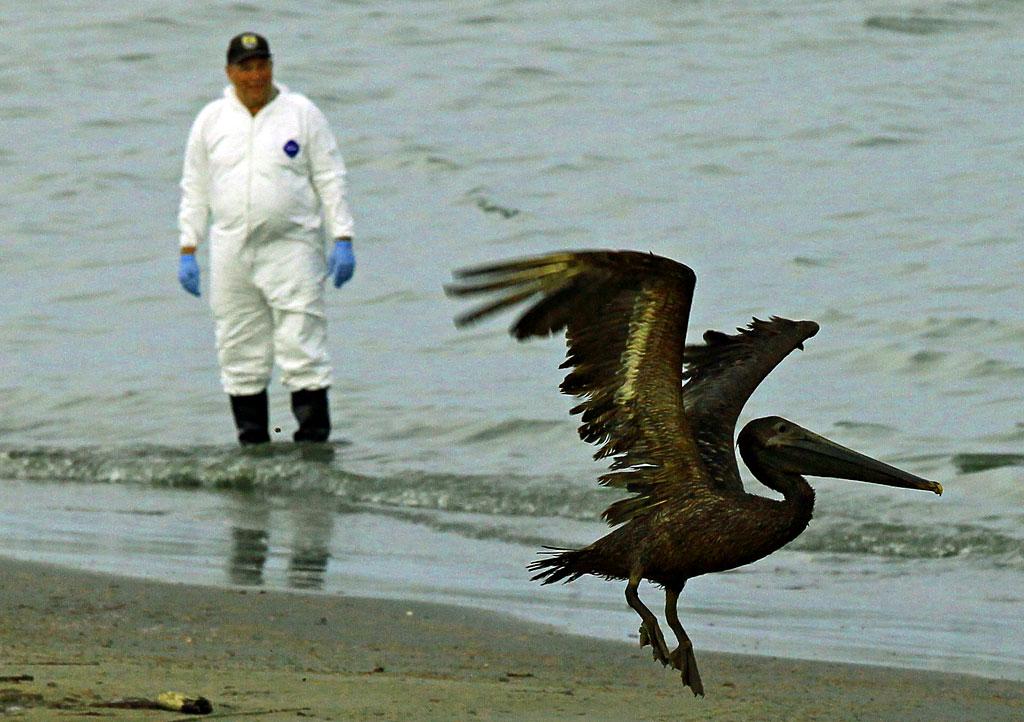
left=447, top=249, right=718, bottom=526
left=681, top=317, right=821, bottom=493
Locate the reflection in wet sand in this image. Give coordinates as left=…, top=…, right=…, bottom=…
left=227, top=493, right=335, bottom=590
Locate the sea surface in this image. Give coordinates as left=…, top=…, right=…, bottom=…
left=1, top=0, right=1022, bottom=682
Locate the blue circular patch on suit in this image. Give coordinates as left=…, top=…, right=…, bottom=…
left=283, top=139, right=300, bottom=158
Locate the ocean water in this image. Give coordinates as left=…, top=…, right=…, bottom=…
left=1, top=0, right=1022, bottom=681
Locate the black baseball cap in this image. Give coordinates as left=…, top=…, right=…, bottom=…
left=227, top=32, right=271, bottom=65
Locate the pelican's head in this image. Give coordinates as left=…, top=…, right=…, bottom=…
left=737, top=416, right=943, bottom=495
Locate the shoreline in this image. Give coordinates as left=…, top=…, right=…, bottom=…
left=1, top=556, right=1021, bottom=720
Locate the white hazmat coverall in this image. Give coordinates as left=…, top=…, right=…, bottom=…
left=178, top=84, right=353, bottom=396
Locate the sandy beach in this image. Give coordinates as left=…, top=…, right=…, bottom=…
left=0, top=557, right=1019, bottom=721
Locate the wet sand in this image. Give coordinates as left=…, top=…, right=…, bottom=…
left=0, top=556, right=1020, bottom=721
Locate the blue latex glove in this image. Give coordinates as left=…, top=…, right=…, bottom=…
left=178, top=253, right=200, bottom=297
left=328, top=239, right=355, bottom=288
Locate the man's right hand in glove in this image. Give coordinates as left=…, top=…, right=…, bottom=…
left=178, top=250, right=200, bottom=297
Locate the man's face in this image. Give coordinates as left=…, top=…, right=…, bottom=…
left=226, top=57, right=273, bottom=109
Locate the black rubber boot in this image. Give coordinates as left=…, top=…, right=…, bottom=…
left=291, top=387, right=331, bottom=442
left=229, top=390, right=271, bottom=445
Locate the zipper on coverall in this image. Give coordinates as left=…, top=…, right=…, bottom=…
left=245, top=114, right=254, bottom=243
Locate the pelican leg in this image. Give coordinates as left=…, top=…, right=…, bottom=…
left=625, top=570, right=671, bottom=666
left=665, top=586, right=704, bottom=697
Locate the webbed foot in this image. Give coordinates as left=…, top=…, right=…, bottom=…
left=670, top=643, right=704, bottom=697
left=638, top=621, right=672, bottom=666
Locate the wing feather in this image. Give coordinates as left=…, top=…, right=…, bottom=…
left=447, top=249, right=716, bottom=525
left=681, top=317, right=820, bottom=493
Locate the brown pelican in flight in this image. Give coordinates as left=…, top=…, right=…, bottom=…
left=446, top=250, right=942, bottom=696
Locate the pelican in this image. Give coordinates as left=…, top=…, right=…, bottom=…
left=445, top=250, right=942, bottom=696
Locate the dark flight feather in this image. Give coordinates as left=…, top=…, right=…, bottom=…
left=680, top=317, right=820, bottom=493
left=447, top=249, right=724, bottom=526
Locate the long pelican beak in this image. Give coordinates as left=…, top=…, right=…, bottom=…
left=767, top=423, right=943, bottom=495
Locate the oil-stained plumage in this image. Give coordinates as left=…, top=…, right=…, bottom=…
left=445, top=250, right=942, bottom=696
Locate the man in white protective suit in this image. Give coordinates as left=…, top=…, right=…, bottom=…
left=177, top=32, right=355, bottom=445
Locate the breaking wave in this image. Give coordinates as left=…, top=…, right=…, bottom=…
left=1, top=444, right=1020, bottom=568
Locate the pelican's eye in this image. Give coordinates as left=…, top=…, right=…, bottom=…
left=774, top=422, right=789, bottom=434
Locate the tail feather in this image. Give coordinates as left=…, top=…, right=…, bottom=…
left=528, top=547, right=588, bottom=585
